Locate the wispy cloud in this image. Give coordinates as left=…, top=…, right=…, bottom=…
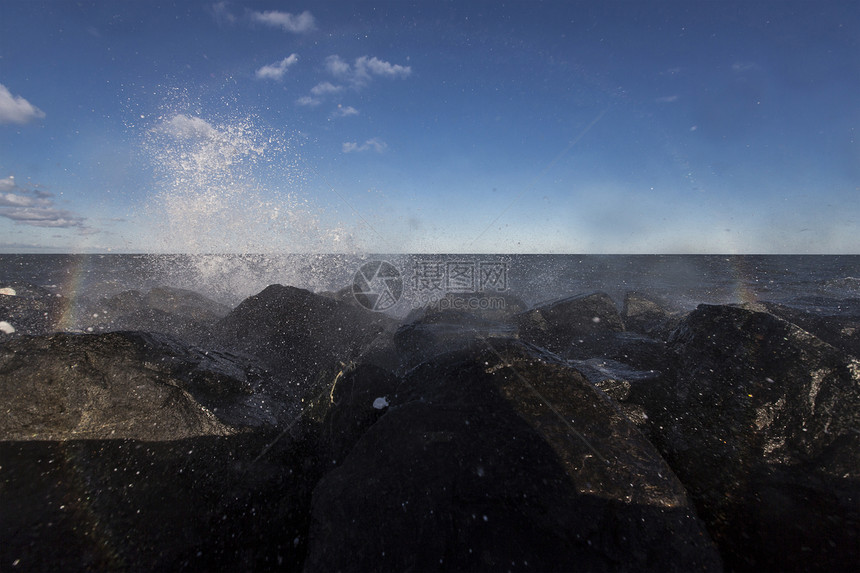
left=250, top=9, right=315, bottom=33
left=311, top=81, right=343, bottom=96
left=731, top=62, right=757, bottom=72
left=0, top=176, right=88, bottom=229
left=342, top=138, right=387, bottom=153
left=656, top=95, right=679, bottom=103
left=300, top=55, right=412, bottom=110
left=255, top=53, right=299, bottom=80
left=357, top=56, right=411, bottom=79
left=0, top=84, right=45, bottom=125
left=211, top=1, right=236, bottom=25
left=325, top=55, right=412, bottom=87
left=332, top=105, right=359, bottom=118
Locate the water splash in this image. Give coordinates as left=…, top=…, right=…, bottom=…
left=136, top=97, right=362, bottom=297
left=142, top=110, right=340, bottom=254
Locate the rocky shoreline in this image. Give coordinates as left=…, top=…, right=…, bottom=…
left=2, top=284, right=858, bottom=571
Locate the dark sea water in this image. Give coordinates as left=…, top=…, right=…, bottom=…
left=1, top=254, right=858, bottom=318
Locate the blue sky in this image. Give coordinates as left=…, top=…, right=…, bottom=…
left=0, top=0, right=857, bottom=253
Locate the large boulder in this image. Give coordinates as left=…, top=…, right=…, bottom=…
left=644, top=304, right=860, bottom=571
left=517, top=292, right=625, bottom=359
left=1, top=328, right=318, bottom=571
left=1, top=429, right=316, bottom=572
left=622, top=291, right=685, bottom=340
left=305, top=340, right=721, bottom=572
left=316, top=363, right=401, bottom=465
left=213, top=285, right=394, bottom=392
left=0, top=330, right=278, bottom=440
left=71, top=286, right=231, bottom=344
left=394, top=308, right=517, bottom=373
left=760, top=297, right=860, bottom=358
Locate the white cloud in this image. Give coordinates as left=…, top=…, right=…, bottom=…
left=342, top=138, right=387, bottom=153
left=356, top=56, right=411, bottom=79
left=311, top=81, right=343, bottom=96
left=300, top=55, right=412, bottom=110
left=0, top=84, right=45, bottom=125
left=325, top=55, right=412, bottom=87
left=251, top=10, right=315, bottom=33
left=2, top=208, right=86, bottom=228
left=255, top=54, right=299, bottom=80
left=325, top=55, right=352, bottom=78
left=656, top=95, right=679, bottom=103
left=332, top=105, right=359, bottom=118
left=0, top=176, right=87, bottom=229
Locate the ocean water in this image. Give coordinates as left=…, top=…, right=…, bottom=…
left=1, top=253, right=858, bottom=319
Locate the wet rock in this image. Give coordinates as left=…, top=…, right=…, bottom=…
left=394, top=308, right=517, bottom=373
left=517, top=292, right=625, bottom=358
left=316, top=363, right=401, bottom=464
left=213, top=284, right=394, bottom=391
left=644, top=304, right=860, bottom=572
left=1, top=430, right=315, bottom=572
left=0, top=331, right=278, bottom=440
left=593, top=331, right=673, bottom=372
left=571, top=356, right=662, bottom=390
left=94, top=306, right=215, bottom=343
left=623, top=291, right=684, bottom=340
left=760, top=298, right=860, bottom=358
left=73, top=287, right=230, bottom=344
left=144, top=286, right=231, bottom=322
left=306, top=341, right=721, bottom=572
left=0, top=282, right=64, bottom=337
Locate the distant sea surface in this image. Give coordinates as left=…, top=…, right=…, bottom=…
left=1, top=254, right=858, bottom=316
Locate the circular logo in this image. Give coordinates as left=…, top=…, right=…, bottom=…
left=352, top=260, right=403, bottom=311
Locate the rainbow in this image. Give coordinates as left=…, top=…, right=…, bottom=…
left=728, top=256, right=763, bottom=308
left=55, top=255, right=95, bottom=332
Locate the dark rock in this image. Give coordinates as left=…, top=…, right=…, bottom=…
left=306, top=340, right=721, bottom=572
left=0, top=283, right=65, bottom=337
left=97, top=306, right=214, bottom=343
left=517, top=292, right=625, bottom=358
left=394, top=308, right=518, bottom=373
left=623, top=291, right=684, bottom=340
left=1, top=430, right=316, bottom=572
left=213, top=284, right=395, bottom=392
left=571, top=356, right=662, bottom=392
left=517, top=291, right=673, bottom=372
left=593, top=331, right=673, bottom=372
left=71, top=287, right=230, bottom=344
left=760, top=298, right=860, bottom=358
left=0, top=331, right=279, bottom=440
left=317, top=363, right=400, bottom=464
left=644, top=304, right=860, bottom=572
left=91, top=288, right=146, bottom=316
left=143, top=286, right=231, bottom=322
